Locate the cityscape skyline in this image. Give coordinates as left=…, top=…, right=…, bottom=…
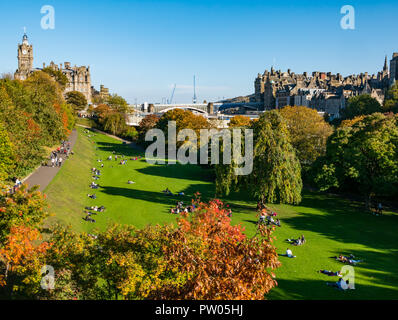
left=0, top=0, right=397, bottom=104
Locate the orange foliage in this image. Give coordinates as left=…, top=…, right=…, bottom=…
left=153, top=196, right=281, bottom=300
left=0, top=225, right=49, bottom=288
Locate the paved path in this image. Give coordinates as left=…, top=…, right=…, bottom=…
left=24, top=129, right=78, bottom=192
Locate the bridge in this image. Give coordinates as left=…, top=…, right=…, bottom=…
left=140, top=103, right=224, bottom=115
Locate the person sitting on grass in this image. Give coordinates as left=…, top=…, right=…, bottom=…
left=273, top=219, right=281, bottom=227
left=287, top=235, right=305, bottom=246
left=318, top=270, right=342, bottom=277
left=87, top=194, right=97, bottom=199
left=258, top=212, right=267, bottom=224
left=326, top=278, right=350, bottom=291
left=90, top=182, right=99, bottom=189
left=333, top=254, right=362, bottom=265
left=83, top=216, right=96, bottom=223
left=280, top=248, right=296, bottom=258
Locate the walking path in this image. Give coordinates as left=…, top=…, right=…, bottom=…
left=24, top=129, right=78, bottom=192
left=23, top=125, right=143, bottom=193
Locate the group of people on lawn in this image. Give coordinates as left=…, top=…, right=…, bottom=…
left=170, top=201, right=196, bottom=214
left=258, top=209, right=281, bottom=227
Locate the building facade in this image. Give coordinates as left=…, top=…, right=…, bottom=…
left=254, top=54, right=397, bottom=117
left=14, top=33, right=93, bottom=103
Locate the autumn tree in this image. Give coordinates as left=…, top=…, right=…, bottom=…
left=0, top=73, right=73, bottom=176
left=151, top=198, right=281, bottom=300
left=279, top=106, right=333, bottom=166
left=0, top=226, right=49, bottom=299
left=216, top=110, right=302, bottom=207
left=138, top=114, right=160, bottom=143
left=156, top=109, right=209, bottom=149
left=228, top=115, right=252, bottom=128
left=44, top=198, right=280, bottom=300
left=93, top=104, right=112, bottom=122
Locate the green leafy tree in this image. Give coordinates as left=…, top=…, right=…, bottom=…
left=0, top=123, right=15, bottom=182
left=341, top=94, right=382, bottom=120
left=216, top=110, right=302, bottom=207
left=42, top=67, right=69, bottom=90
left=384, top=82, right=398, bottom=113
left=312, top=113, right=398, bottom=205
left=107, top=94, right=129, bottom=113
left=103, top=112, right=127, bottom=136
left=65, top=91, right=88, bottom=112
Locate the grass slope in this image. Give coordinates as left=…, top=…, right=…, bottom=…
left=45, top=127, right=398, bottom=300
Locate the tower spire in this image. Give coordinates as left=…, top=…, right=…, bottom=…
left=384, top=55, right=389, bottom=72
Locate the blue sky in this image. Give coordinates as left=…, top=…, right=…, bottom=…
left=0, top=0, right=397, bottom=104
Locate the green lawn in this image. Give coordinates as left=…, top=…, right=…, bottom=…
left=45, top=126, right=398, bottom=300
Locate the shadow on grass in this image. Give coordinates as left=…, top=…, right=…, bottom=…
left=95, top=141, right=143, bottom=158
left=267, top=277, right=398, bottom=300
left=99, top=182, right=216, bottom=208
left=282, top=192, right=398, bottom=251
left=136, top=164, right=214, bottom=182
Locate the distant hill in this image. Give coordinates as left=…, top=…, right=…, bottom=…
left=218, top=94, right=255, bottom=104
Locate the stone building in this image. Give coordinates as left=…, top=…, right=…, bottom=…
left=390, top=53, right=398, bottom=86
left=14, top=33, right=93, bottom=103
left=254, top=53, right=397, bottom=117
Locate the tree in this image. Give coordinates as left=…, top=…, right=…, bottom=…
left=0, top=226, right=49, bottom=299
left=65, top=91, right=88, bottom=112
left=0, top=73, right=72, bottom=176
left=0, top=184, right=49, bottom=244
left=279, top=106, right=333, bottom=165
left=138, top=114, right=159, bottom=143
left=42, top=67, right=69, bottom=90
left=339, top=115, right=365, bottom=128
left=94, top=104, right=112, bottom=122
left=156, top=109, right=209, bottom=149
left=312, top=113, right=398, bottom=205
left=228, top=115, right=251, bottom=128
left=341, top=94, right=382, bottom=120
left=103, top=112, right=127, bottom=136
left=384, top=82, right=398, bottom=113
left=0, top=123, right=15, bottom=182
left=44, top=198, right=280, bottom=300
left=107, top=94, right=129, bottom=113
left=216, top=110, right=302, bottom=207
left=151, top=198, right=281, bottom=300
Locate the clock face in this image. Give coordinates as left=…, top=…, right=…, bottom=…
left=22, top=49, right=27, bottom=55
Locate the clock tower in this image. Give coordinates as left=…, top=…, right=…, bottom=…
left=15, top=33, right=33, bottom=80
